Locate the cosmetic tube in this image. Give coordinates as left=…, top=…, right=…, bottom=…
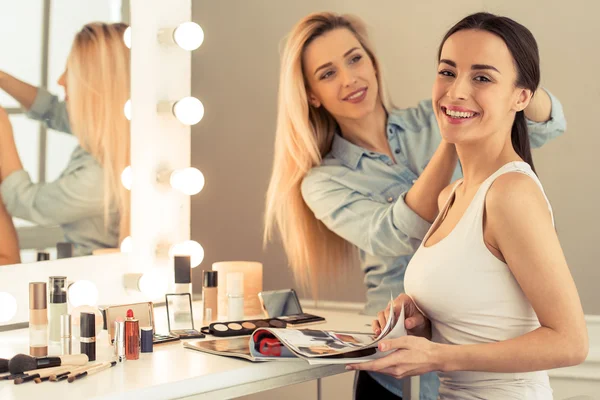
left=80, top=312, right=96, bottom=361
left=227, top=273, right=244, bottom=321
left=125, top=309, right=139, bottom=360
left=61, top=314, right=72, bottom=355
left=49, top=276, right=68, bottom=344
left=202, top=270, right=218, bottom=324
left=29, top=282, right=48, bottom=357
left=114, top=319, right=126, bottom=362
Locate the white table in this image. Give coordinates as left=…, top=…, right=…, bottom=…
left=0, top=305, right=374, bottom=400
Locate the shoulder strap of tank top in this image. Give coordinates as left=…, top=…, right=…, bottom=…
left=477, top=162, right=554, bottom=226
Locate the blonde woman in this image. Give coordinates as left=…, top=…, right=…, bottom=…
left=264, top=12, right=566, bottom=400
left=0, top=22, right=130, bottom=257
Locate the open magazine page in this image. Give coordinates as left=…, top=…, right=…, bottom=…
left=249, top=295, right=406, bottom=363
left=183, top=337, right=297, bottom=362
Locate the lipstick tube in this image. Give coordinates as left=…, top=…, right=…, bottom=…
left=125, top=309, right=139, bottom=360
left=80, top=312, right=96, bottom=361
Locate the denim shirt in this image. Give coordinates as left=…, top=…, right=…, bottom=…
left=301, top=90, right=566, bottom=399
left=1, top=87, right=119, bottom=256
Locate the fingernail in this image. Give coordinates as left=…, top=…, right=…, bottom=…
left=375, top=329, right=381, bottom=335
left=345, top=366, right=353, bottom=370
left=379, top=343, right=387, bottom=351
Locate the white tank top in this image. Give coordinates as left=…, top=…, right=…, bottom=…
left=405, top=162, right=553, bottom=399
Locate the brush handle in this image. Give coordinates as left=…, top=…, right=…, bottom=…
left=69, top=361, right=115, bottom=383
left=58, top=354, right=88, bottom=366
left=50, top=364, right=95, bottom=381
left=65, top=362, right=102, bottom=380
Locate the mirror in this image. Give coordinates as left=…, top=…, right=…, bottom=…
left=189, top=1, right=599, bottom=315
left=0, top=0, right=130, bottom=263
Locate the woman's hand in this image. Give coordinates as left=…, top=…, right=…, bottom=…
left=373, top=293, right=431, bottom=340
left=346, top=336, right=444, bottom=379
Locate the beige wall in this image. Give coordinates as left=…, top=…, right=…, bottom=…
left=191, top=0, right=600, bottom=314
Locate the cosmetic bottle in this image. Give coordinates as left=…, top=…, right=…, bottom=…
left=37, top=252, right=50, bottom=261
left=61, top=314, right=72, bottom=355
left=56, top=242, right=73, bottom=259
left=174, top=255, right=192, bottom=322
left=125, top=309, right=140, bottom=360
left=141, top=327, right=153, bottom=353
left=114, top=318, right=126, bottom=362
left=29, top=282, right=48, bottom=357
left=80, top=312, right=96, bottom=361
left=49, top=276, right=68, bottom=344
left=174, top=255, right=192, bottom=295
left=202, top=270, right=218, bottom=324
left=227, top=272, right=244, bottom=321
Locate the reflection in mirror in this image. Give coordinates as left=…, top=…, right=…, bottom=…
left=0, top=0, right=130, bottom=263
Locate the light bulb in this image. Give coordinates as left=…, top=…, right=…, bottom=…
left=123, top=27, right=131, bottom=49
left=138, top=270, right=168, bottom=298
left=124, top=99, right=131, bottom=121
left=0, top=292, right=17, bottom=323
left=120, top=236, right=132, bottom=253
left=173, top=22, right=204, bottom=51
left=68, top=280, right=99, bottom=307
left=169, top=240, right=204, bottom=268
left=121, top=166, right=132, bottom=190
left=170, top=168, right=205, bottom=195
left=172, top=97, right=204, bottom=125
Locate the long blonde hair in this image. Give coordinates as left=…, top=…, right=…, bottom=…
left=264, top=13, right=393, bottom=295
left=66, top=22, right=130, bottom=243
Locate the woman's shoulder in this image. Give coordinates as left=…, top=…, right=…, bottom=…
left=485, top=168, right=550, bottom=223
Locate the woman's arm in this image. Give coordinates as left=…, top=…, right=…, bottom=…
left=0, top=194, right=21, bottom=265
left=0, top=71, right=72, bottom=133
left=0, top=107, right=23, bottom=182
left=0, top=70, right=38, bottom=110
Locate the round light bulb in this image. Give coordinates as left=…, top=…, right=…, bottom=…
left=123, top=27, right=132, bottom=49
left=173, top=22, right=204, bottom=51
left=169, top=240, right=204, bottom=268
left=170, top=168, right=205, bottom=195
left=121, top=166, right=132, bottom=190
left=138, top=270, right=168, bottom=298
left=120, top=236, right=132, bottom=253
left=68, top=280, right=99, bottom=307
left=172, top=97, right=204, bottom=125
left=0, top=292, right=17, bottom=323
left=124, top=99, right=132, bottom=121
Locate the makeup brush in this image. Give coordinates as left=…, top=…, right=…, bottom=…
left=0, top=358, right=8, bottom=373
left=68, top=361, right=116, bottom=383
left=1, top=364, right=67, bottom=381
left=8, top=353, right=88, bottom=374
left=14, top=366, right=71, bottom=385
left=50, top=363, right=100, bottom=382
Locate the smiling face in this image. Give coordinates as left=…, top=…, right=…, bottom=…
left=302, top=28, right=381, bottom=123
left=432, top=29, right=532, bottom=145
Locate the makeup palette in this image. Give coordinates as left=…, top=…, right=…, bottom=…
left=201, top=318, right=287, bottom=337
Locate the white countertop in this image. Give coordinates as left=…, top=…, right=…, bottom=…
left=0, top=304, right=373, bottom=400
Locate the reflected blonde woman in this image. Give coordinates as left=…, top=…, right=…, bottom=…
left=0, top=22, right=130, bottom=256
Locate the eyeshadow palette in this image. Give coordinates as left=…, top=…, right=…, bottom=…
left=201, top=318, right=287, bottom=337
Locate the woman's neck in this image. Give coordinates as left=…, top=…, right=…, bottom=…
left=337, top=100, right=389, bottom=154
left=457, top=130, right=522, bottom=190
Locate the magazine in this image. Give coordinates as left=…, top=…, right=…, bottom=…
left=183, top=296, right=406, bottom=364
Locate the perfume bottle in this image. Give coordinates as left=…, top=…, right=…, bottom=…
left=49, top=276, right=68, bottom=344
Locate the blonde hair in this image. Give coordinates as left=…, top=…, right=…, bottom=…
left=264, top=13, right=393, bottom=295
left=66, top=22, right=130, bottom=243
